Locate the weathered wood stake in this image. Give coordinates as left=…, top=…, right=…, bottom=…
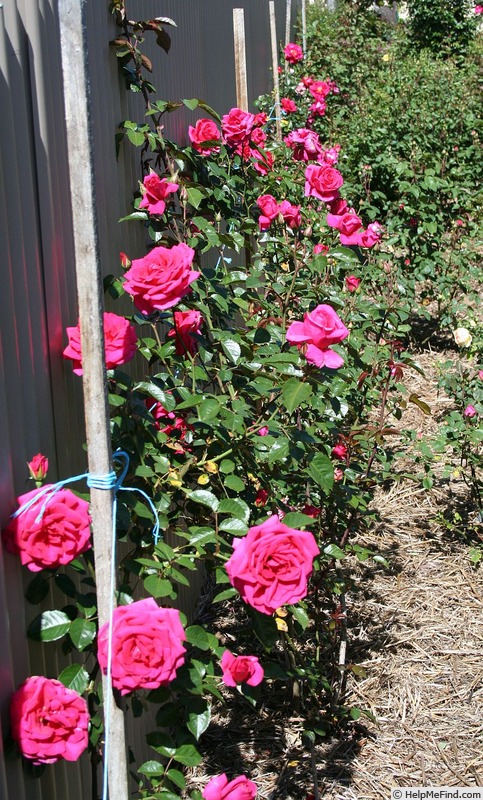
left=269, top=1, right=282, bottom=142
left=233, top=9, right=249, bottom=111
left=57, top=1, right=129, bottom=798
left=285, top=0, right=292, bottom=46
left=302, top=0, right=307, bottom=53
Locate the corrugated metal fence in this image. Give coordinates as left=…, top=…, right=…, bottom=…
left=0, top=1, right=300, bottom=798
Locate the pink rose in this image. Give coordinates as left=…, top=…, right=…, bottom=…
left=168, top=309, right=202, bottom=355
left=286, top=304, right=349, bottom=369
left=281, top=97, right=297, bottom=113
left=285, top=128, right=322, bottom=162
left=10, top=676, right=89, bottom=764
left=327, top=209, right=362, bottom=238
left=350, top=221, right=384, bottom=248
left=63, top=312, right=138, bottom=375
left=278, top=200, right=301, bottom=229
left=258, top=426, right=269, bottom=436
left=284, top=42, right=304, bottom=64
left=345, top=275, right=361, bottom=293
left=203, top=774, right=257, bottom=800
left=189, top=118, right=221, bottom=154
left=225, top=514, right=319, bottom=615
left=309, top=80, right=331, bottom=100
left=139, top=173, right=179, bottom=216
left=478, top=370, right=483, bottom=380
left=304, top=164, right=344, bottom=203
left=319, top=146, right=340, bottom=166
left=2, top=485, right=91, bottom=572
left=464, top=405, right=477, bottom=418
left=332, top=442, right=348, bottom=460
left=314, top=244, right=329, bottom=256
left=27, top=453, right=49, bottom=481
left=145, top=398, right=192, bottom=453
left=123, top=243, right=199, bottom=315
left=302, top=504, right=321, bottom=518
left=222, top=108, right=255, bottom=149
left=221, top=651, right=264, bottom=687
left=255, top=488, right=268, bottom=507
left=334, top=467, right=344, bottom=482
left=257, top=194, right=280, bottom=230
left=474, top=4, right=483, bottom=13
left=97, top=598, right=186, bottom=695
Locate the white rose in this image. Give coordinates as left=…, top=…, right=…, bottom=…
left=453, top=327, right=472, bottom=347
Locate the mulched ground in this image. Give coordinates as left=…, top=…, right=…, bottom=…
left=190, top=350, right=483, bottom=798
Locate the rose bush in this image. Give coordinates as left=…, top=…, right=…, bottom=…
left=2, top=485, right=91, bottom=571
left=97, top=598, right=187, bottom=694
left=10, top=676, right=89, bottom=764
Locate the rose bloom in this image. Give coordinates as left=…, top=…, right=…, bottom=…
left=327, top=209, right=363, bottom=238
left=97, top=598, right=186, bottom=695
left=314, top=243, right=329, bottom=256
left=475, top=4, right=483, bottom=13
left=203, top=774, right=257, bottom=800
left=258, top=426, right=269, bottom=436
left=284, top=42, right=303, bottom=64
left=28, top=453, right=49, bottom=481
left=345, top=275, right=361, bottom=293
left=10, top=676, right=89, bottom=765
left=453, top=327, right=472, bottom=347
left=464, top=405, right=477, bottom=418
left=319, top=145, right=340, bottom=166
left=309, top=80, right=332, bottom=100
left=222, top=108, right=255, bottom=149
left=255, top=488, right=268, bottom=507
left=304, top=164, right=344, bottom=203
left=285, top=128, right=322, bottom=162
left=281, top=97, right=297, bottom=113
left=334, top=467, right=344, bottom=482
left=252, top=147, right=274, bottom=176
left=3, top=485, right=91, bottom=572
left=357, top=221, right=384, bottom=248
left=225, top=513, right=319, bottom=615
left=332, top=442, right=348, bottom=460
left=145, top=398, right=192, bottom=453
left=168, top=309, right=202, bottom=355
left=188, top=118, right=221, bottom=155
left=286, top=304, right=349, bottom=369
left=63, top=311, right=138, bottom=375
left=123, top=242, right=199, bottom=315
left=478, top=370, right=483, bottom=380
left=278, top=200, right=301, bottom=229
left=139, top=173, right=179, bottom=216
left=221, top=651, right=264, bottom=687
left=302, top=504, right=321, bottom=518
left=257, top=194, right=280, bottom=230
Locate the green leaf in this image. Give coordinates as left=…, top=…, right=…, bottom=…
left=54, top=573, right=77, bottom=598
left=138, top=760, right=165, bottom=777
left=144, top=575, right=175, bottom=599
left=182, top=98, right=199, bottom=111
left=290, top=605, right=310, bottom=631
left=323, top=543, right=345, bottom=560
left=136, top=382, right=176, bottom=411
left=219, top=459, right=235, bottom=474
left=221, top=339, right=241, bottom=364
left=217, top=498, right=249, bottom=522
left=186, top=187, right=204, bottom=209
left=198, top=398, right=220, bottom=422
left=189, top=490, right=219, bottom=512
left=213, top=587, right=238, bottom=603
left=223, top=475, right=245, bottom=492
left=172, top=744, right=202, bottom=767
left=408, top=393, right=431, bottom=415
left=185, top=625, right=211, bottom=651
left=218, top=518, right=248, bottom=535
left=307, top=453, right=334, bottom=495
left=186, top=698, right=211, bottom=740
left=28, top=610, right=71, bottom=642
left=249, top=607, right=279, bottom=649
left=281, top=512, right=316, bottom=529
left=281, top=378, right=313, bottom=413
left=25, top=574, right=50, bottom=604
left=69, top=618, right=97, bottom=651
left=165, top=768, right=186, bottom=789
left=57, top=664, right=89, bottom=695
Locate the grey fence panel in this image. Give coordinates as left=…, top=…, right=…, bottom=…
left=0, top=2, right=300, bottom=797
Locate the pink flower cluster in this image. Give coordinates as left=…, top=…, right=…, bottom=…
left=284, top=128, right=340, bottom=165
left=221, top=108, right=273, bottom=175
left=145, top=396, right=193, bottom=453
left=256, top=194, right=301, bottom=231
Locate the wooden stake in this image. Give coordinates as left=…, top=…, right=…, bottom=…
left=57, top=2, right=129, bottom=799
left=302, top=0, right=307, bottom=54
left=233, top=9, right=248, bottom=111
left=285, top=0, right=292, bottom=46
left=269, top=1, right=282, bottom=142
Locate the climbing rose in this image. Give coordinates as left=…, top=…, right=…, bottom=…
left=189, top=118, right=221, bottom=154
left=203, top=774, right=257, bottom=800
left=464, top=405, right=477, bottom=418
left=221, top=651, right=264, bottom=687
left=27, top=454, right=49, bottom=481
left=225, top=514, right=319, bottom=615
left=257, top=194, right=280, bottom=230
left=284, top=42, right=303, bottom=64
left=97, top=598, right=186, bottom=695
left=278, top=201, right=301, bottom=229
left=168, top=309, right=202, bottom=355
left=10, top=677, right=89, bottom=764
left=2, top=485, right=91, bottom=572
left=345, top=275, right=361, bottom=293
left=327, top=209, right=362, bottom=238
left=63, top=312, right=138, bottom=375
left=286, top=304, right=349, bottom=369
left=123, top=243, right=199, bottom=315
left=309, top=80, right=332, bottom=100
left=304, top=164, right=344, bottom=202
left=281, top=97, right=297, bottom=113
left=139, top=173, right=178, bottom=216
left=221, top=108, right=255, bottom=149
left=285, top=128, right=322, bottom=162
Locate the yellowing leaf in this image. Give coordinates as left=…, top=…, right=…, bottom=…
left=197, top=474, right=210, bottom=485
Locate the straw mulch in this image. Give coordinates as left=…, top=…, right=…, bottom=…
left=191, top=350, right=483, bottom=799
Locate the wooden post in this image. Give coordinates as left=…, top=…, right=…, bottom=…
left=233, top=9, right=248, bottom=111
left=269, top=1, right=282, bottom=142
left=57, top=2, right=129, bottom=799
left=301, top=0, right=307, bottom=54
left=285, top=0, right=292, bottom=46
